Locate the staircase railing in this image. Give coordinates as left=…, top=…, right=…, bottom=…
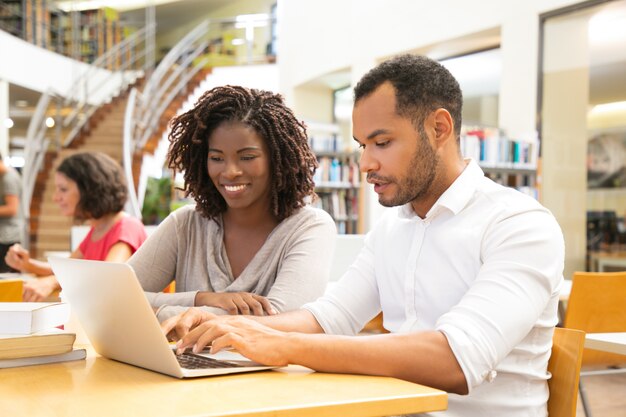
left=20, top=22, right=156, bottom=250
left=123, top=14, right=277, bottom=218
left=124, top=20, right=210, bottom=217
left=20, top=90, right=52, bottom=250
left=132, top=20, right=209, bottom=152
left=62, top=23, right=156, bottom=148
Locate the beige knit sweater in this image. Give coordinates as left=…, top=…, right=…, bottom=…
left=128, top=204, right=336, bottom=322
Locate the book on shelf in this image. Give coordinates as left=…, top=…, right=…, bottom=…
left=0, top=348, right=86, bottom=369
left=0, top=302, right=71, bottom=335
left=0, top=329, right=76, bottom=359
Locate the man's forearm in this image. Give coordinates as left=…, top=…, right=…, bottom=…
left=254, top=309, right=324, bottom=334
left=284, top=330, right=468, bottom=394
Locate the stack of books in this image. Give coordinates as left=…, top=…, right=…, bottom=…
left=0, top=302, right=86, bottom=368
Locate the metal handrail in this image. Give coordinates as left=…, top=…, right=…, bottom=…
left=21, top=90, right=53, bottom=249
left=134, top=20, right=209, bottom=150
left=62, top=23, right=156, bottom=147
left=124, top=14, right=277, bottom=215
left=20, top=22, right=156, bottom=248
left=123, top=88, right=142, bottom=219
left=123, top=19, right=211, bottom=214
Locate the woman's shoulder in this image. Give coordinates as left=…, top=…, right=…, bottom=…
left=167, top=204, right=216, bottom=230
left=281, top=205, right=336, bottom=232
left=119, top=214, right=146, bottom=228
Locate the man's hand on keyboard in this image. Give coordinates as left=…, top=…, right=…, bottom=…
left=161, top=307, right=217, bottom=342
left=174, top=315, right=291, bottom=367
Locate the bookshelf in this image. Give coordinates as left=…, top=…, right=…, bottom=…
left=0, top=0, right=24, bottom=38
left=307, top=122, right=362, bottom=234
left=0, top=2, right=125, bottom=67
left=75, top=8, right=122, bottom=65
left=0, top=0, right=56, bottom=49
left=461, top=127, right=540, bottom=199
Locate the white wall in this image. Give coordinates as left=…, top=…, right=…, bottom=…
left=278, top=0, right=583, bottom=231
left=0, top=30, right=132, bottom=105
left=0, top=79, right=8, bottom=158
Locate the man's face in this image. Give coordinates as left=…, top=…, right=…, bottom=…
left=352, top=82, right=438, bottom=207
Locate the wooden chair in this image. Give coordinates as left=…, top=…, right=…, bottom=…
left=547, top=327, right=586, bottom=417
left=0, top=279, right=23, bottom=301
left=563, top=271, right=626, bottom=416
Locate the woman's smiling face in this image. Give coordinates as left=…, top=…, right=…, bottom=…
left=207, top=121, right=272, bottom=214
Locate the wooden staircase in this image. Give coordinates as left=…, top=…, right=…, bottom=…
left=29, top=68, right=211, bottom=259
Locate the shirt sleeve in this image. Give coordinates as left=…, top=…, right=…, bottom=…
left=436, top=208, right=564, bottom=392
left=3, top=171, right=20, bottom=196
left=303, top=231, right=382, bottom=335
left=116, top=217, right=148, bottom=253
left=263, top=209, right=337, bottom=314
left=129, top=211, right=197, bottom=307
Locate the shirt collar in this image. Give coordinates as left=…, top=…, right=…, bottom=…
left=398, top=158, right=484, bottom=220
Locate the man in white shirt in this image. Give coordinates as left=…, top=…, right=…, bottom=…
left=162, top=55, right=565, bottom=417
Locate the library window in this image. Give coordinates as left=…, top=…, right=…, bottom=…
left=541, top=0, right=626, bottom=272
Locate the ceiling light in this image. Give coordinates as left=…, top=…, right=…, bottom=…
left=15, top=100, right=28, bottom=108
left=588, top=8, right=626, bottom=44
left=589, top=100, right=626, bottom=115
left=3, top=118, right=14, bottom=129
left=234, top=13, right=269, bottom=29
left=9, top=156, right=24, bottom=168
left=235, top=14, right=269, bottom=22
left=46, top=117, right=56, bottom=128
left=55, top=0, right=177, bottom=12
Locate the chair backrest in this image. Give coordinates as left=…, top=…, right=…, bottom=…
left=547, top=327, right=586, bottom=417
left=328, top=234, right=365, bottom=282
left=0, top=279, right=23, bottom=301
left=563, top=271, right=626, bottom=365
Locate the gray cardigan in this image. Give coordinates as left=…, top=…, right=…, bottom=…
left=129, top=205, right=336, bottom=321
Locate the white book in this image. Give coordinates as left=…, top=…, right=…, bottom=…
left=0, top=302, right=71, bottom=335
left=0, top=348, right=86, bottom=369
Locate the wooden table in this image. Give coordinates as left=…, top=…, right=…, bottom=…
left=0, top=346, right=447, bottom=417
left=585, top=332, right=626, bottom=356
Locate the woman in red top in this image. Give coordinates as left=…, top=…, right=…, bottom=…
left=5, top=152, right=147, bottom=301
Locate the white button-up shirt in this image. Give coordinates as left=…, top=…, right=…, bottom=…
left=304, top=159, right=564, bottom=417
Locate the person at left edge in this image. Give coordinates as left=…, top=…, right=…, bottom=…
left=0, top=153, right=23, bottom=273
left=5, top=152, right=148, bottom=301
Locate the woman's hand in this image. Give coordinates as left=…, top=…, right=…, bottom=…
left=23, top=276, right=60, bottom=302
left=5, top=244, right=31, bottom=272
left=195, top=292, right=276, bottom=316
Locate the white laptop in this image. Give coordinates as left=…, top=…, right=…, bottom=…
left=49, top=257, right=277, bottom=378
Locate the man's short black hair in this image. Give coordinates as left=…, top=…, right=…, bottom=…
left=354, top=54, right=463, bottom=137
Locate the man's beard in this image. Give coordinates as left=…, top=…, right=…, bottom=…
left=376, top=128, right=438, bottom=207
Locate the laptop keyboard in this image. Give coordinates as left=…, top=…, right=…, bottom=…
left=177, top=352, right=243, bottom=369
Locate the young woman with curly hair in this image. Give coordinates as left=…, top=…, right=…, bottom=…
left=129, top=85, right=336, bottom=323
left=6, top=152, right=147, bottom=301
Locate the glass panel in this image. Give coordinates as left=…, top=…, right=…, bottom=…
left=441, top=48, right=501, bottom=128
left=542, top=0, right=626, bottom=273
